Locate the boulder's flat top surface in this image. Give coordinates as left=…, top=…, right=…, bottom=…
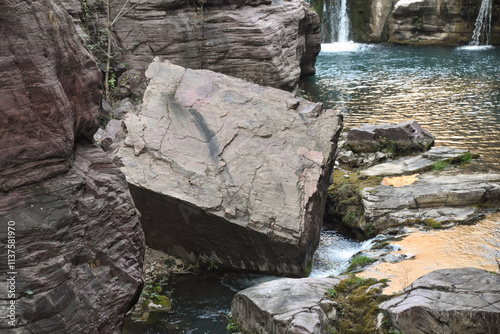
left=119, top=60, right=340, bottom=240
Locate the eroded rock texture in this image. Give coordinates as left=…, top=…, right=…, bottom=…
left=389, top=0, right=500, bottom=45
left=0, top=1, right=144, bottom=332
left=0, top=144, right=144, bottom=333
left=64, top=0, right=320, bottom=90
left=117, top=60, right=342, bottom=276
left=363, top=173, right=500, bottom=233
left=231, top=277, right=340, bottom=333
left=0, top=0, right=102, bottom=190
left=381, top=268, right=500, bottom=334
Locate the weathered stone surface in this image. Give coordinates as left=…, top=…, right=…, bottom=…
left=360, top=147, right=471, bottom=177
left=362, top=173, right=500, bottom=232
left=67, top=0, right=321, bottom=90
left=0, top=0, right=102, bottom=190
left=231, top=277, right=339, bottom=333
left=117, top=60, right=342, bottom=276
left=0, top=143, right=144, bottom=333
left=389, top=0, right=500, bottom=45
left=380, top=268, right=500, bottom=334
left=346, top=120, right=434, bottom=153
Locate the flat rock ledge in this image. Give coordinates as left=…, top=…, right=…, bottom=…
left=381, top=268, right=500, bottom=334
left=363, top=173, right=500, bottom=233
left=361, top=147, right=473, bottom=178
left=231, top=277, right=340, bottom=333
left=117, top=60, right=342, bottom=276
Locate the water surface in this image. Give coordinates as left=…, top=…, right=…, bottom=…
left=301, top=44, right=500, bottom=171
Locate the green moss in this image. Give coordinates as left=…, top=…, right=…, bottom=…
left=325, top=170, right=382, bottom=239
left=347, top=255, right=376, bottom=272
left=327, top=275, right=395, bottom=334
left=424, top=218, right=442, bottom=229
left=431, top=160, right=451, bottom=171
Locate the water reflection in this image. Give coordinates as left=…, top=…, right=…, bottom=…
left=301, top=45, right=500, bottom=171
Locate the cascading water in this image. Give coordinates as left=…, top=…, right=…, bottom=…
left=470, top=0, right=493, bottom=46
left=321, top=0, right=366, bottom=52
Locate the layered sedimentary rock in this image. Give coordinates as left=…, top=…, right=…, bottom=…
left=0, top=144, right=144, bottom=333
left=117, top=60, right=342, bottom=276
left=362, top=173, right=500, bottom=233
left=381, top=268, right=500, bottom=334
left=0, top=1, right=144, bottom=332
left=0, top=0, right=102, bottom=190
left=231, top=277, right=340, bottom=333
left=389, top=0, right=500, bottom=45
left=64, top=0, right=321, bottom=90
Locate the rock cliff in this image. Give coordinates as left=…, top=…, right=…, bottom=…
left=0, top=0, right=102, bottom=190
left=63, top=0, right=321, bottom=90
left=117, top=60, right=342, bottom=277
left=348, top=0, right=500, bottom=44
left=0, top=0, right=144, bottom=332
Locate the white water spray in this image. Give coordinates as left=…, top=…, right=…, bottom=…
left=470, top=0, right=493, bottom=46
left=321, top=0, right=366, bottom=52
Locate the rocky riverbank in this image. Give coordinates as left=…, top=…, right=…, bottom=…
left=229, top=121, right=500, bottom=334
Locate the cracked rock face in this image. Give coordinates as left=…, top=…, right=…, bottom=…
left=380, top=268, right=500, bottom=334
left=117, top=60, right=342, bottom=276
left=231, top=277, right=340, bottom=333
left=0, top=144, right=144, bottom=333
left=0, top=0, right=102, bottom=190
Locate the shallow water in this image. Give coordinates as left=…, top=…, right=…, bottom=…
left=359, top=214, right=500, bottom=294
left=301, top=44, right=500, bottom=171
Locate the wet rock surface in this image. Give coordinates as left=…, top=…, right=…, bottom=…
left=231, top=277, right=340, bottom=333
left=117, top=60, right=342, bottom=276
left=0, top=143, right=144, bottom=333
left=381, top=268, right=500, bottom=334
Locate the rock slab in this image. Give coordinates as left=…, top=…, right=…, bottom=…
left=363, top=173, right=500, bottom=232
left=117, top=60, right=342, bottom=276
left=381, top=268, right=500, bottom=334
left=231, top=277, right=339, bottom=333
left=347, top=120, right=434, bottom=153
left=0, top=144, right=144, bottom=333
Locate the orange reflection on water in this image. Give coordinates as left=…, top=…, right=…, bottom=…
left=359, top=214, right=500, bottom=294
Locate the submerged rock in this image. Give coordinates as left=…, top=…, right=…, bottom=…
left=381, top=268, right=500, bottom=334
left=231, top=277, right=340, bottom=333
left=346, top=120, right=434, bottom=154
left=117, top=60, right=342, bottom=276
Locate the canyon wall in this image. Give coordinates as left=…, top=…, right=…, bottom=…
left=0, top=0, right=144, bottom=332
left=314, top=0, right=500, bottom=45
left=62, top=0, right=321, bottom=90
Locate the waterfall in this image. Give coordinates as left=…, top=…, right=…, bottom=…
left=470, top=0, right=493, bottom=46
left=322, top=0, right=351, bottom=43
